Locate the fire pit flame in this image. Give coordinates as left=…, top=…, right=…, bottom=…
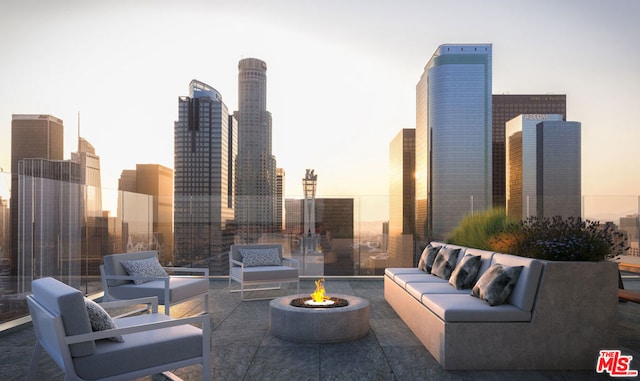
left=305, top=278, right=335, bottom=306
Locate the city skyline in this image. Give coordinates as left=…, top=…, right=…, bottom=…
left=1, top=1, right=639, bottom=222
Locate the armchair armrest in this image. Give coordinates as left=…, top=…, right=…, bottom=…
left=64, top=313, right=210, bottom=345
left=230, top=258, right=244, bottom=267
left=99, top=296, right=159, bottom=314
left=163, top=267, right=209, bottom=277
left=283, top=257, right=300, bottom=269
left=102, top=273, right=171, bottom=283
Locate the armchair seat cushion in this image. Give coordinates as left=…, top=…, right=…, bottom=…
left=106, top=277, right=209, bottom=304
left=73, top=314, right=203, bottom=380
left=231, top=265, right=299, bottom=282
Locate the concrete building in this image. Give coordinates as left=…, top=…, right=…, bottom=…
left=492, top=95, right=567, bottom=208
left=234, top=58, right=277, bottom=242
left=388, top=128, right=415, bottom=268
left=17, top=158, right=82, bottom=292
left=174, top=80, right=237, bottom=275
left=416, top=44, right=493, bottom=241
left=10, top=114, right=64, bottom=276
left=506, top=114, right=581, bottom=220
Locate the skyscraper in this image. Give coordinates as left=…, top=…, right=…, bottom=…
left=389, top=128, right=415, bottom=268
left=10, top=114, right=64, bottom=276
left=234, top=58, right=277, bottom=242
left=416, top=44, right=493, bottom=241
left=492, top=95, right=566, bottom=208
left=174, top=80, right=237, bottom=274
left=118, top=164, right=174, bottom=264
left=506, top=114, right=581, bottom=220
left=17, top=158, right=82, bottom=292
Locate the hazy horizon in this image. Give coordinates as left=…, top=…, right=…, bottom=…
left=2, top=1, right=639, bottom=222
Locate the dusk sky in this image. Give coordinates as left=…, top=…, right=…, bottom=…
left=1, top=1, right=639, bottom=218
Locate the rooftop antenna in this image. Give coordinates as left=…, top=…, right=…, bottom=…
left=77, top=111, right=81, bottom=152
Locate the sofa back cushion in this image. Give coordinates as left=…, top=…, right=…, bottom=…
left=490, top=253, right=543, bottom=312
left=103, top=251, right=159, bottom=287
left=32, top=277, right=95, bottom=357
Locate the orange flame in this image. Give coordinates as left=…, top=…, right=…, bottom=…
left=310, top=278, right=328, bottom=302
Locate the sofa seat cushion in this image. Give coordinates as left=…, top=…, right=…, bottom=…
left=231, top=265, right=298, bottom=282
left=420, top=294, right=531, bottom=322
left=73, top=314, right=202, bottom=380
left=393, top=273, right=448, bottom=289
left=384, top=268, right=424, bottom=280
left=405, top=282, right=469, bottom=301
left=107, top=277, right=209, bottom=304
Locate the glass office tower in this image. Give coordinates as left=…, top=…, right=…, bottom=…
left=174, top=80, right=237, bottom=274
left=506, top=114, right=581, bottom=220
left=416, top=44, right=493, bottom=241
left=492, top=95, right=566, bottom=208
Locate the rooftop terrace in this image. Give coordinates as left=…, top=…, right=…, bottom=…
left=2, top=276, right=640, bottom=380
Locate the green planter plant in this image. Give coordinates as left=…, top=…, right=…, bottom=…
left=488, top=216, right=628, bottom=262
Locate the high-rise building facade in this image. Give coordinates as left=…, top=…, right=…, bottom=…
left=174, top=80, right=237, bottom=274
left=492, top=95, right=566, bottom=208
left=416, top=44, right=493, bottom=241
left=276, top=168, right=285, bottom=232
left=118, top=164, right=174, bottom=264
left=17, top=158, right=82, bottom=292
left=71, top=137, right=102, bottom=217
left=506, top=114, right=581, bottom=220
left=10, top=114, right=64, bottom=276
left=388, top=128, right=415, bottom=267
left=234, top=58, right=277, bottom=242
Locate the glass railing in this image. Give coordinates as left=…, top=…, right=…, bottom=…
left=1, top=169, right=639, bottom=327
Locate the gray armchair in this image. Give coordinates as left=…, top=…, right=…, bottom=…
left=26, top=277, right=210, bottom=381
left=229, top=244, right=300, bottom=301
left=100, top=251, right=209, bottom=316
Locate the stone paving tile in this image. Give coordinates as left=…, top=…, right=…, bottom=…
left=3, top=278, right=640, bottom=380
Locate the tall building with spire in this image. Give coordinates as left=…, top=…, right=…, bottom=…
left=416, top=44, right=492, bottom=241
left=234, top=58, right=277, bottom=242
left=174, top=80, right=237, bottom=274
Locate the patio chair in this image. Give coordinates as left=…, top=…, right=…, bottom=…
left=100, top=251, right=209, bottom=316
left=26, top=277, right=211, bottom=381
left=229, top=244, right=300, bottom=301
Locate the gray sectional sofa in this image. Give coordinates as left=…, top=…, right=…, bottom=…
left=384, top=242, right=619, bottom=370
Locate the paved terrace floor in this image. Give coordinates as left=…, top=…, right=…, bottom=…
left=3, top=276, right=640, bottom=381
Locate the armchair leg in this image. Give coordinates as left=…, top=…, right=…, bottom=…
left=26, top=342, right=43, bottom=381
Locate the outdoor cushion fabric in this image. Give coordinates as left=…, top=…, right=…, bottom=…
left=471, top=263, right=523, bottom=306
left=431, top=247, right=460, bottom=280
left=240, top=247, right=282, bottom=267
left=448, top=254, right=481, bottom=290
left=84, top=298, right=124, bottom=343
left=120, top=256, right=169, bottom=285
left=418, top=244, right=441, bottom=273
left=31, top=277, right=95, bottom=357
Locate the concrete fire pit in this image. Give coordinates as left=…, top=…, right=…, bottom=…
left=269, top=293, right=370, bottom=343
